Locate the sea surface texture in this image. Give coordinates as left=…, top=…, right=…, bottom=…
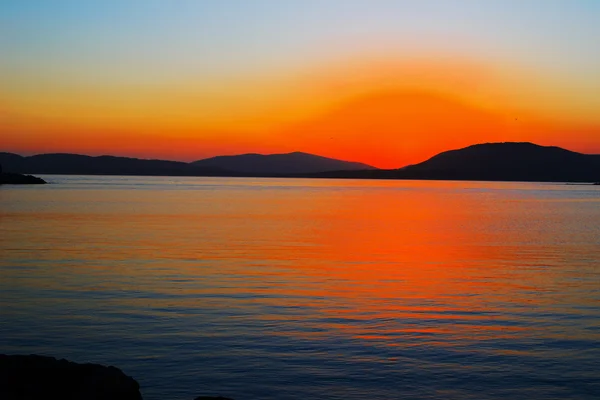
left=1, top=176, right=599, bottom=400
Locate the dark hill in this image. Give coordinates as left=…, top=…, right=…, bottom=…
left=310, top=142, right=600, bottom=182
left=0, top=151, right=375, bottom=177
left=192, top=151, right=375, bottom=174
left=400, top=142, right=600, bottom=182
left=0, top=153, right=231, bottom=176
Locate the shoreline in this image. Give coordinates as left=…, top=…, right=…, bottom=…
left=0, top=172, right=47, bottom=185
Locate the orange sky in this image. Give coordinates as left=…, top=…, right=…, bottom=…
left=3, top=56, right=599, bottom=168
left=2, top=1, right=600, bottom=168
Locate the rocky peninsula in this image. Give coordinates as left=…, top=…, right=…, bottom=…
left=0, top=172, right=47, bottom=185
left=0, top=162, right=46, bottom=184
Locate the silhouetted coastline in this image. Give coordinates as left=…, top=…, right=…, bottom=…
left=0, top=172, right=46, bottom=185
left=1, top=142, right=599, bottom=183
left=306, top=142, right=600, bottom=183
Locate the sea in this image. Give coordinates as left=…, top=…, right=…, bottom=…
left=1, top=175, right=599, bottom=400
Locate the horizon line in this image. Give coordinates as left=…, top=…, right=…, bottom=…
left=2, top=141, right=598, bottom=172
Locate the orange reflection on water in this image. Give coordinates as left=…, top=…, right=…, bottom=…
left=2, top=178, right=598, bottom=347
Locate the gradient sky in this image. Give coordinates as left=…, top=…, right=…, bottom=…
left=2, top=0, right=600, bottom=167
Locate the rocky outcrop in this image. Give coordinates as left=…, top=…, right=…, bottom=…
left=0, top=172, right=46, bottom=185
left=0, top=354, right=142, bottom=400
left=194, top=397, right=234, bottom=400
left=0, top=354, right=236, bottom=400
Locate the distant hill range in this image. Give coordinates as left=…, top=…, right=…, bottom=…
left=311, top=142, right=600, bottom=182
left=0, top=151, right=374, bottom=177
left=191, top=152, right=374, bottom=174
left=1, top=143, right=599, bottom=182
left=0, top=153, right=229, bottom=176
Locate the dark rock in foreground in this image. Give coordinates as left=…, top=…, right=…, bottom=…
left=194, top=397, right=235, bottom=400
left=0, top=354, right=142, bottom=400
left=0, top=172, right=46, bottom=185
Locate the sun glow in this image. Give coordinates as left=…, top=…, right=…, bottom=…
left=2, top=1, right=600, bottom=166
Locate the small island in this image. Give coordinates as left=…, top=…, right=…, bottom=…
left=0, top=163, right=46, bottom=185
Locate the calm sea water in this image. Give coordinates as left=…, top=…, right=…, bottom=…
left=1, top=176, right=599, bottom=400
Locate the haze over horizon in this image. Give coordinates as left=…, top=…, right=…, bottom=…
left=2, top=1, right=600, bottom=168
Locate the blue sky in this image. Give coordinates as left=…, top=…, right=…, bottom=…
left=2, top=0, right=599, bottom=81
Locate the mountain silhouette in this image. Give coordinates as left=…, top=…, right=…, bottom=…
left=0, top=153, right=231, bottom=176
left=0, top=151, right=374, bottom=176
left=2, top=143, right=598, bottom=182
left=401, top=142, right=600, bottom=180
left=192, top=152, right=375, bottom=174
left=311, top=142, right=600, bottom=182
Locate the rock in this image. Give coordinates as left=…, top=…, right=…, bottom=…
left=194, top=397, right=235, bottom=400
left=0, top=172, right=47, bottom=185
left=0, top=354, right=142, bottom=400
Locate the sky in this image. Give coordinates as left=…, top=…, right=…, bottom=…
left=2, top=0, right=600, bottom=168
